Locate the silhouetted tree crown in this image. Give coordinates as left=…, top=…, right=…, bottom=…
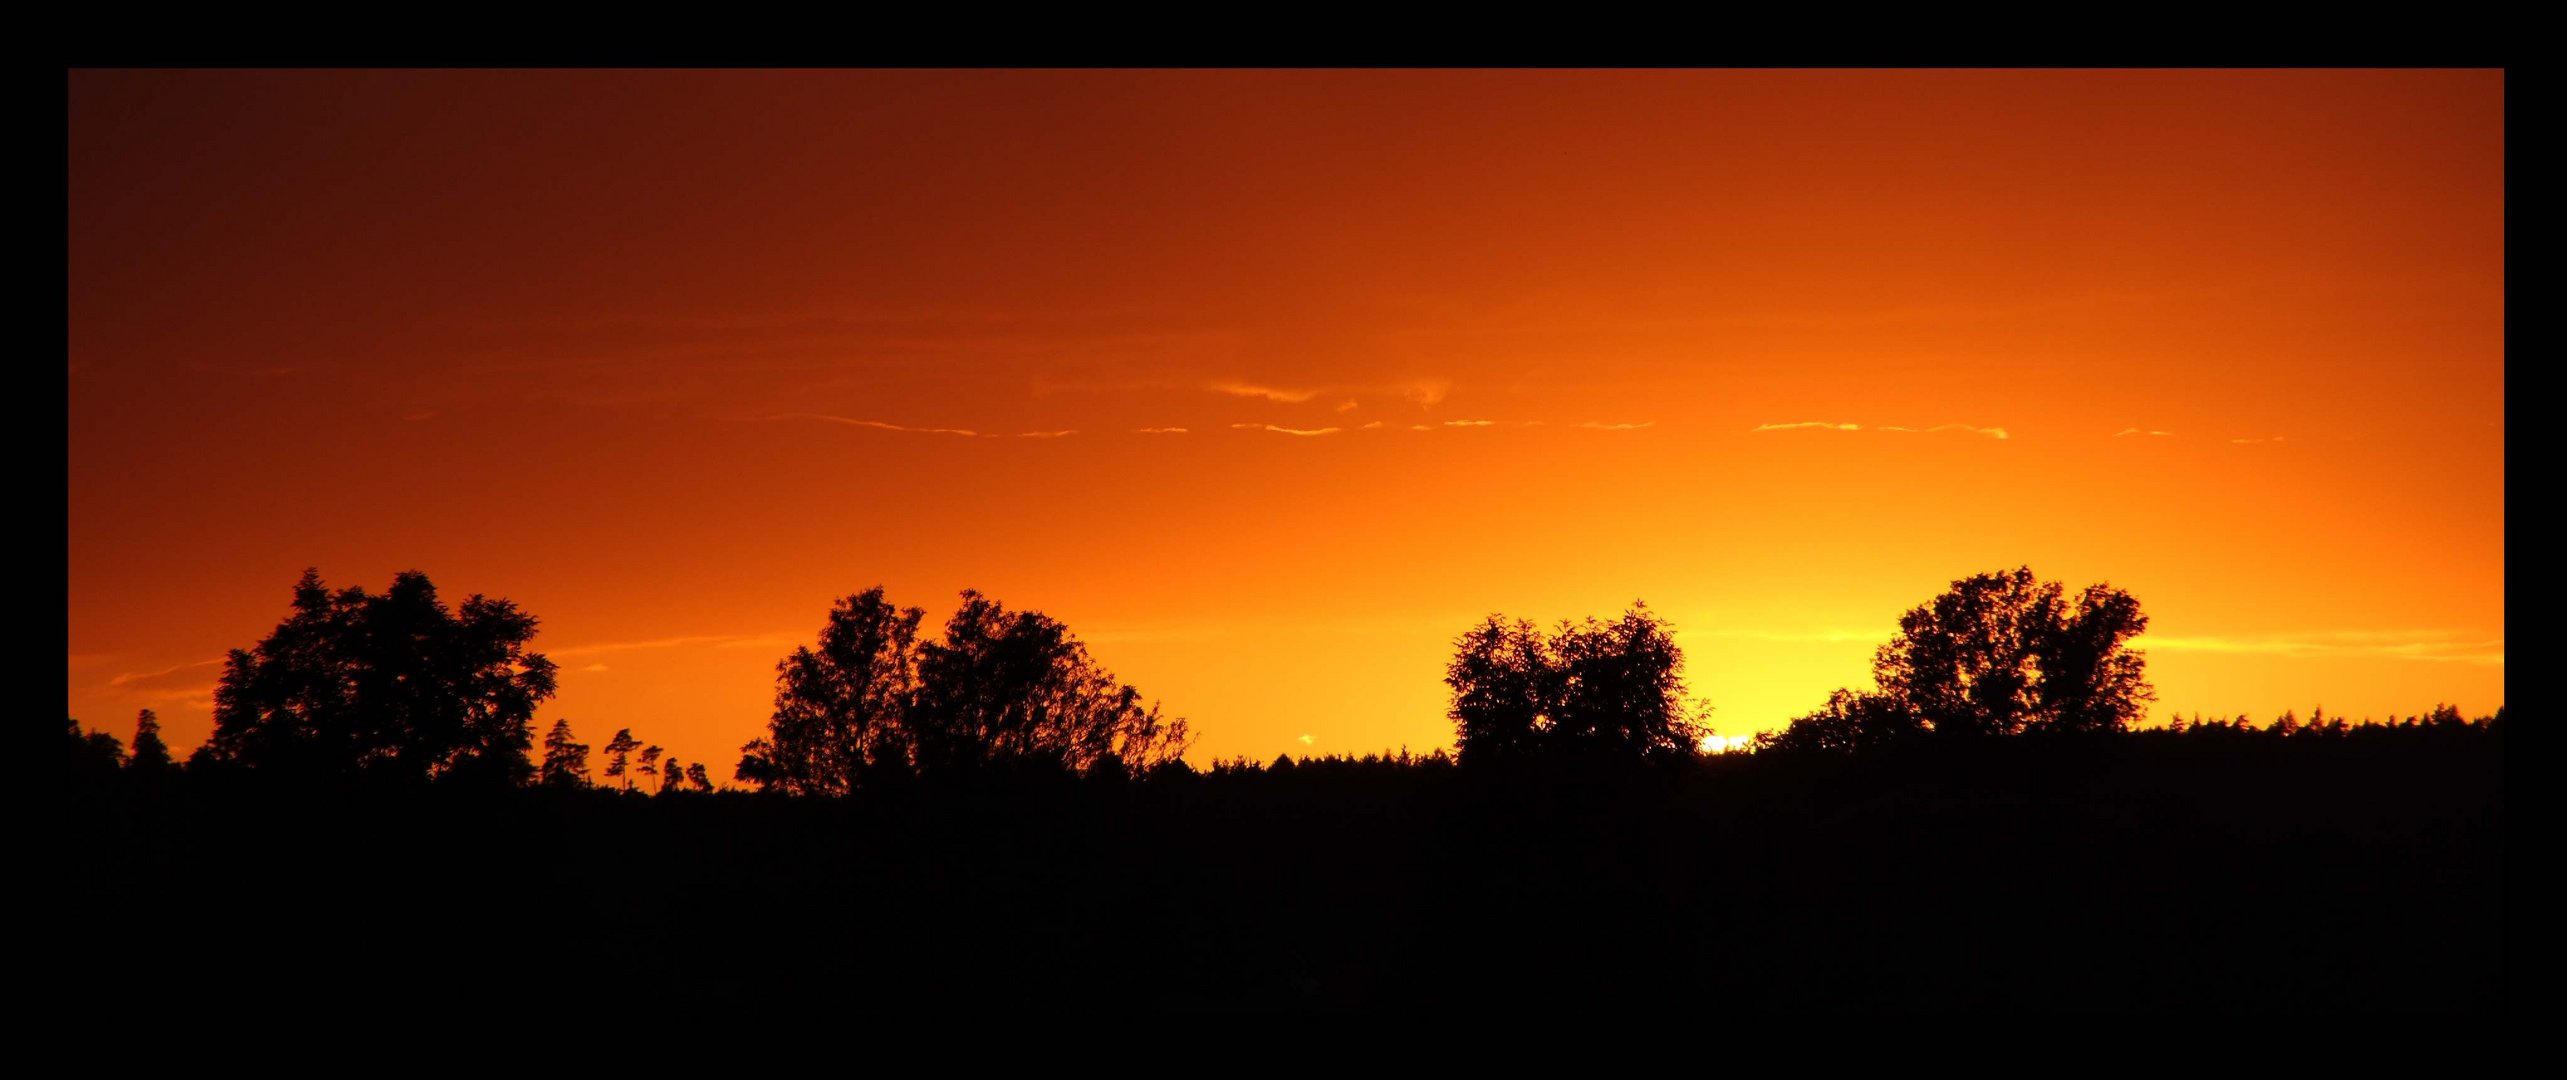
left=64, top=718, right=126, bottom=778
left=1445, top=602, right=1706, bottom=764
left=197, top=569, right=557, bottom=783
left=128, top=709, right=172, bottom=772
left=539, top=719, right=590, bottom=788
left=739, top=587, right=1190, bottom=792
left=604, top=729, right=640, bottom=790
left=1764, top=567, right=2153, bottom=751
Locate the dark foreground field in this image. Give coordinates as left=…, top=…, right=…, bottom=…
left=54, top=731, right=2501, bottom=1016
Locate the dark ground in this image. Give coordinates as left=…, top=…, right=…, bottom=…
left=53, top=729, right=2502, bottom=1017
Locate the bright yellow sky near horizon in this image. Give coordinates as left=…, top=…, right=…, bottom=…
left=68, top=70, right=2503, bottom=776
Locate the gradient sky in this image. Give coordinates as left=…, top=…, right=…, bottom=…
left=68, top=69, right=2505, bottom=776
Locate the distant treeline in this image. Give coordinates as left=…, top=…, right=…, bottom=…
left=51, top=566, right=2504, bottom=1017
left=62, top=565, right=2502, bottom=789
left=53, top=718, right=2501, bottom=1015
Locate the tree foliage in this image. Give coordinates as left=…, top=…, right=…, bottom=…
left=540, top=719, right=590, bottom=788
left=1444, top=602, right=1706, bottom=764
left=739, top=587, right=1190, bottom=793
left=1763, top=567, right=2153, bottom=752
left=603, top=728, right=640, bottom=789
left=129, top=709, right=172, bottom=772
left=198, top=569, right=557, bottom=783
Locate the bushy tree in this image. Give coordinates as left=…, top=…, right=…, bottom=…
left=1756, top=688, right=1922, bottom=754
left=198, top=569, right=556, bottom=783
left=1765, top=567, right=2153, bottom=752
left=909, top=590, right=1190, bottom=777
left=740, top=587, right=1189, bottom=791
left=63, top=718, right=126, bottom=778
left=738, top=588, right=923, bottom=795
left=1445, top=602, right=1706, bottom=764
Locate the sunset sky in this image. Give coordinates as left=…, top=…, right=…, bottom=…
left=68, top=69, right=2504, bottom=776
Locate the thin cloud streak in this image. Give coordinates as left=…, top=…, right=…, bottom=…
left=1209, top=380, right=1320, bottom=403
left=1229, top=423, right=1342, bottom=436
left=2140, top=630, right=2503, bottom=665
left=1134, top=427, right=1188, bottom=434
left=1578, top=421, right=1653, bottom=430
left=2115, top=428, right=2176, bottom=437
left=108, top=658, right=223, bottom=687
left=1755, top=421, right=2007, bottom=439
left=1926, top=424, right=2009, bottom=440
left=769, top=413, right=978, bottom=437
left=766, top=414, right=1074, bottom=440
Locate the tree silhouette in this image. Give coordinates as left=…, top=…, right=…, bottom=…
left=128, top=709, right=172, bottom=772
left=1765, top=567, right=2153, bottom=750
left=64, top=718, right=126, bottom=777
left=740, top=587, right=1189, bottom=790
left=603, top=728, right=639, bottom=790
left=738, top=587, right=923, bottom=795
left=1446, top=616, right=1552, bottom=761
left=540, top=719, right=591, bottom=788
left=909, top=589, right=1190, bottom=777
left=1758, top=687, right=1921, bottom=753
left=684, top=762, right=711, bottom=792
left=1445, top=602, right=1705, bottom=763
left=196, top=569, right=556, bottom=783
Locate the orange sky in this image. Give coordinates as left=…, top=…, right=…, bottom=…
left=67, top=69, right=2504, bottom=775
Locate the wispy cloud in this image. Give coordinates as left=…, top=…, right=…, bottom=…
left=2114, top=428, right=2175, bottom=438
left=1399, top=379, right=1451, bottom=407
left=1756, top=421, right=2006, bottom=439
left=581, top=663, right=610, bottom=673
left=1334, top=401, right=1359, bottom=413
left=1230, top=423, right=1341, bottom=436
left=1361, top=421, right=1384, bottom=430
left=2140, top=630, right=2502, bottom=665
left=1134, top=427, right=1189, bottom=434
left=1441, top=419, right=1496, bottom=428
left=402, top=409, right=438, bottom=423
left=109, top=658, right=223, bottom=688
left=1297, top=734, right=1314, bottom=746
left=769, top=413, right=978, bottom=436
left=1578, top=421, right=1653, bottom=431
left=128, top=684, right=218, bottom=706
left=766, top=414, right=1073, bottom=440
left=1209, top=380, right=1320, bottom=403
left=2230, top=436, right=2287, bottom=445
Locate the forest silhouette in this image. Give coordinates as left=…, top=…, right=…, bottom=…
left=53, top=566, right=2503, bottom=1015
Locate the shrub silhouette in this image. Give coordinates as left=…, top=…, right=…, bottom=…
left=194, top=568, right=557, bottom=784
left=1765, top=567, right=2152, bottom=751
left=739, top=587, right=1189, bottom=792
left=1445, top=602, right=1705, bottom=764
